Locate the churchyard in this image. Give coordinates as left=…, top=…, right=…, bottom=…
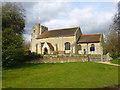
left=2, top=1, right=120, bottom=89
left=2, top=62, right=119, bottom=88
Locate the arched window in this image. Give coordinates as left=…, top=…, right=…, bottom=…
left=84, top=49, right=86, bottom=54
left=65, top=42, right=70, bottom=50
left=34, top=30, right=35, bottom=33
left=78, top=45, right=82, bottom=50
left=91, top=44, right=95, bottom=47
left=90, top=44, right=95, bottom=51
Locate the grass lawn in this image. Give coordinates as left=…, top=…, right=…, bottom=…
left=2, top=62, right=118, bottom=88
left=110, top=59, right=120, bottom=65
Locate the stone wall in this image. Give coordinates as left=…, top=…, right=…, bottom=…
left=26, top=54, right=110, bottom=64
left=26, top=55, right=88, bottom=64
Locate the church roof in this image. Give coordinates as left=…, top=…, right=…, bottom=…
left=78, top=33, right=102, bottom=43
left=46, top=42, right=54, bottom=50
left=36, top=27, right=79, bottom=39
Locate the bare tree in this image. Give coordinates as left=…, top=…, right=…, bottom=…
left=23, top=40, right=30, bottom=51
left=103, top=1, right=120, bottom=55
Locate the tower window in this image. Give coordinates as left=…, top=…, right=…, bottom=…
left=34, top=30, right=35, bottom=33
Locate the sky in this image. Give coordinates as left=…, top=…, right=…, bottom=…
left=18, top=1, right=119, bottom=41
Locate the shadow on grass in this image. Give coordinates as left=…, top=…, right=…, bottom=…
left=93, top=84, right=120, bottom=89
left=3, top=61, right=89, bottom=70
left=3, top=61, right=70, bottom=70
left=2, top=62, right=40, bottom=70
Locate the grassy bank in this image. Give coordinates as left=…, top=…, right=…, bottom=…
left=2, top=62, right=118, bottom=88
left=110, top=59, right=120, bottom=65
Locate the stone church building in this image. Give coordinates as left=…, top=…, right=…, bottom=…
left=30, top=23, right=103, bottom=55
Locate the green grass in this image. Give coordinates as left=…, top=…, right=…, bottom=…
left=2, top=62, right=118, bottom=88
left=110, top=59, right=120, bottom=65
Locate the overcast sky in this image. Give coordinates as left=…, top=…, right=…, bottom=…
left=19, top=1, right=118, bottom=41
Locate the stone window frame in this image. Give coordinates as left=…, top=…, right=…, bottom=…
left=34, top=30, right=35, bottom=33
left=78, top=45, right=82, bottom=50
left=65, top=42, right=71, bottom=50
left=90, top=44, right=95, bottom=51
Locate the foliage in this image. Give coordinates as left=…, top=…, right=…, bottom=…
left=2, top=29, right=40, bottom=68
left=65, top=53, right=70, bottom=55
left=103, top=29, right=120, bottom=59
left=24, top=50, right=41, bottom=61
left=2, top=62, right=118, bottom=88
left=0, top=30, right=2, bottom=64
left=110, top=52, right=120, bottom=59
left=103, top=30, right=119, bottom=53
left=2, top=2, right=27, bottom=68
left=2, top=28, right=24, bottom=68
left=0, top=4, right=2, bottom=70
left=23, top=40, right=30, bottom=51
left=112, top=1, right=120, bottom=30
left=103, top=2, right=120, bottom=55
left=0, top=3, right=2, bottom=29
left=88, top=54, right=101, bottom=58
left=53, top=51, right=59, bottom=54
left=110, top=59, right=120, bottom=65
left=2, top=2, right=25, bottom=34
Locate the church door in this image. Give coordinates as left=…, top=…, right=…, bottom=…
left=44, top=47, right=48, bottom=54
left=83, top=49, right=86, bottom=54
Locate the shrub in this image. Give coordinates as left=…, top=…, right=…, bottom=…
left=23, top=50, right=41, bottom=61
left=2, top=49, right=41, bottom=68
left=110, top=59, right=120, bottom=65
left=2, top=28, right=24, bottom=68
left=2, top=48, right=24, bottom=68
left=110, top=52, right=120, bottom=59
left=53, top=51, right=59, bottom=54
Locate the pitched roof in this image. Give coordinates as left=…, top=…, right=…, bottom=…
left=47, top=42, right=54, bottom=50
left=78, top=33, right=102, bottom=43
left=36, top=27, right=79, bottom=39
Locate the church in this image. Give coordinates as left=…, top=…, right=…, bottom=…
left=30, top=23, right=104, bottom=55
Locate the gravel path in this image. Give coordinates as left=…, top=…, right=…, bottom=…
left=97, top=61, right=120, bottom=66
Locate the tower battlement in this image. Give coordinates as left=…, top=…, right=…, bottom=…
left=31, top=23, right=48, bottom=38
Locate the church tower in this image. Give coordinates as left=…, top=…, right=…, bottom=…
left=31, top=24, right=48, bottom=52
left=31, top=23, right=48, bottom=39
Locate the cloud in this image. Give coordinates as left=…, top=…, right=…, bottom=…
left=23, top=2, right=70, bottom=34
left=26, top=2, right=70, bottom=23
left=22, top=2, right=116, bottom=41
left=43, top=5, right=115, bottom=34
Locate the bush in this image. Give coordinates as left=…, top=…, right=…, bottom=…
left=23, top=50, right=41, bottom=61
left=2, top=28, right=25, bottom=68
left=2, top=49, right=41, bottom=68
left=110, top=59, right=120, bottom=65
left=110, top=52, right=120, bottom=59
left=53, top=51, right=59, bottom=54
left=2, top=48, right=24, bottom=68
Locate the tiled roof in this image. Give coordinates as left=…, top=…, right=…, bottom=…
left=36, top=27, right=79, bottom=39
left=78, top=34, right=102, bottom=43
left=47, top=42, right=54, bottom=50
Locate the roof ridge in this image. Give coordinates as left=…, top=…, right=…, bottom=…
left=81, top=33, right=102, bottom=36
left=48, top=27, right=80, bottom=32
left=46, top=42, right=51, bottom=44
left=37, top=27, right=80, bottom=39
